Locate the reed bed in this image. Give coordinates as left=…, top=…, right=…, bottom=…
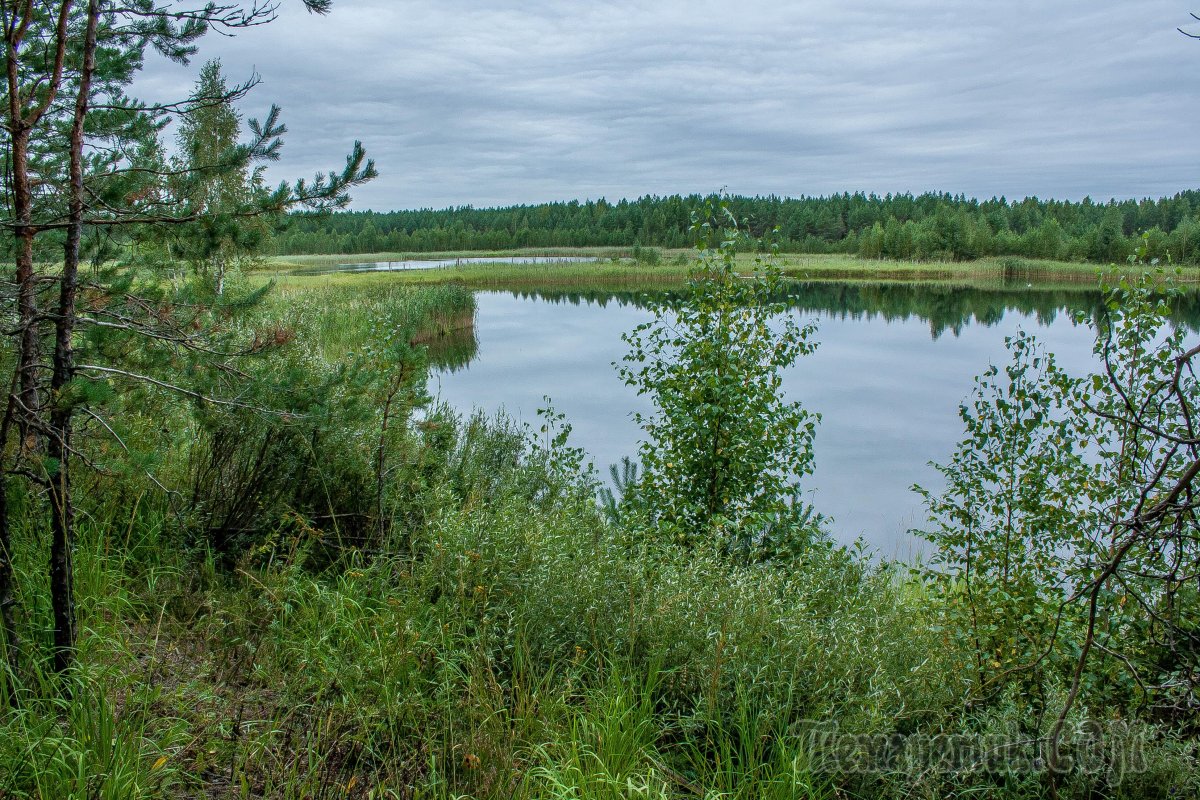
left=262, top=251, right=1199, bottom=296
left=264, top=281, right=476, bottom=363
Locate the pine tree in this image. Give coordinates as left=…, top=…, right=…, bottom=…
left=0, top=0, right=375, bottom=686
left=170, top=59, right=269, bottom=294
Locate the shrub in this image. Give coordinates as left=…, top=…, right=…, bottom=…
left=618, top=201, right=821, bottom=558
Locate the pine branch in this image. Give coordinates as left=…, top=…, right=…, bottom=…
left=78, top=363, right=297, bottom=415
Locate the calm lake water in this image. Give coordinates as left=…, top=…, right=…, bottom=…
left=429, top=282, right=1200, bottom=556
left=299, top=256, right=601, bottom=275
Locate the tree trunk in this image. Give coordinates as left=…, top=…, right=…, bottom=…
left=6, top=1, right=74, bottom=437
left=0, top=415, right=17, bottom=705
left=2, top=55, right=34, bottom=702
left=12, top=130, right=41, bottom=432
left=3, top=0, right=74, bottom=690
left=47, top=0, right=97, bottom=675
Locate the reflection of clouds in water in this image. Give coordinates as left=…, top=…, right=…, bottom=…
left=794, top=308, right=1096, bottom=555
left=431, top=288, right=1102, bottom=555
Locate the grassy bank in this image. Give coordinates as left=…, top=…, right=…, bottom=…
left=263, top=247, right=638, bottom=272
left=265, top=280, right=475, bottom=362
left=263, top=254, right=692, bottom=292
left=4, top=409, right=1193, bottom=799
left=0, top=463, right=945, bottom=799
left=262, top=251, right=1200, bottom=293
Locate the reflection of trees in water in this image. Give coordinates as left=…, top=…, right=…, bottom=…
left=793, top=283, right=1093, bottom=339
left=508, top=282, right=1200, bottom=340
left=424, top=325, right=478, bottom=373
left=506, top=288, right=648, bottom=310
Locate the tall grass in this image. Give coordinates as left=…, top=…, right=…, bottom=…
left=4, top=409, right=1198, bottom=798
left=1, top=509, right=187, bottom=799
left=265, top=281, right=475, bottom=363
left=261, top=251, right=1200, bottom=295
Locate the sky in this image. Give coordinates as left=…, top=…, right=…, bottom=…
left=133, top=0, right=1200, bottom=211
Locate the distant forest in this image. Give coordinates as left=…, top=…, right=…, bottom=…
left=272, top=191, right=1200, bottom=264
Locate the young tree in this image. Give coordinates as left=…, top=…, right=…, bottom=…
left=618, top=200, right=822, bottom=559
left=918, top=268, right=1200, bottom=782
left=170, top=59, right=268, bottom=295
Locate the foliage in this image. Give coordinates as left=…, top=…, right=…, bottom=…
left=618, top=202, right=821, bottom=556
left=630, top=243, right=662, bottom=266
left=0, top=2, right=1197, bottom=798
left=181, top=282, right=478, bottom=563
left=0, top=0, right=377, bottom=679
left=916, top=329, right=1086, bottom=696
left=270, top=190, right=1200, bottom=264
left=1, top=262, right=1199, bottom=796
left=167, top=59, right=274, bottom=295
left=918, top=266, right=1200, bottom=744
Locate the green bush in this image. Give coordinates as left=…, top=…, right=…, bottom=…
left=619, top=203, right=822, bottom=557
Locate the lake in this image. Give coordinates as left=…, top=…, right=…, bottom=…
left=429, top=282, right=1200, bottom=556
left=297, top=255, right=602, bottom=275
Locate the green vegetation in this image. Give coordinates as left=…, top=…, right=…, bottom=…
left=273, top=281, right=475, bottom=362
left=271, top=192, right=1200, bottom=265
left=261, top=252, right=1200, bottom=299
left=918, top=268, right=1200, bottom=771
left=0, top=0, right=376, bottom=684
left=267, top=252, right=692, bottom=292
left=4, top=249, right=1200, bottom=798
left=2, top=4, right=1199, bottom=799
left=166, top=60, right=275, bottom=297
left=617, top=207, right=822, bottom=556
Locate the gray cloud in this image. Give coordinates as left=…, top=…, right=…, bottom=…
left=134, top=0, right=1200, bottom=209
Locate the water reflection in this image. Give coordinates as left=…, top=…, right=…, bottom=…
left=298, top=255, right=601, bottom=276
left=423, top=324, right=478, bottom=372
left=430, top=281, right=1200, bottom=556
left=509, top=282, right=1200, bottom=338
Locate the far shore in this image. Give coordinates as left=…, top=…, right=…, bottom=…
left=258, top=249, right=1200, bottom=292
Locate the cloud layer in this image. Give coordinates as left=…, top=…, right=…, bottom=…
left=134, top=0, right=1200, bottom=209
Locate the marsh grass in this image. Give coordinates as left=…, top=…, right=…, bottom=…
left=262, top=250, right=1200, bottom=294
left=263, top=281, right=475, bottom=364
left=262, top=247, right=636, bottom=271
left=265, top=260, right=692, bottom=294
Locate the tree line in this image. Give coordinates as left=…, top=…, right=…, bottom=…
left=272, top=190, right=1200, bottom=263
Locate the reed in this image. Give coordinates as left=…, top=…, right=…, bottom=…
left=260, top=251, right=1198, bottom=296
left=262, top=280, right=476, bottom=363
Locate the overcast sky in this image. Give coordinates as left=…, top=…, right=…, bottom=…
left=133, top=1, right=1200, bottom=211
